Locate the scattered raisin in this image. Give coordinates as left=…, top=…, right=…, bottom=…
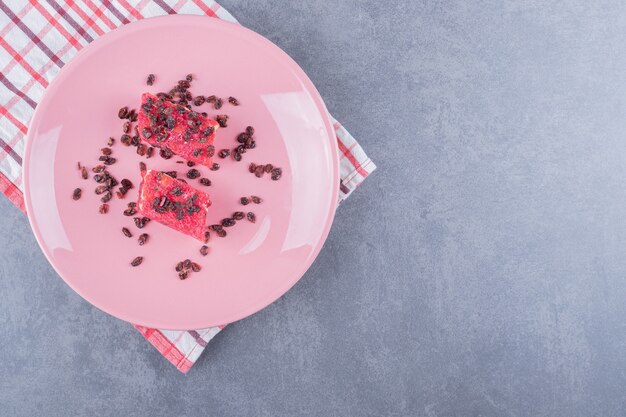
left=191, top=262, right=201, bottom=272
left=186, top=169, right=200, bottom=179
left=131, top=256, right=143, bottom=267
left=121, top=179, right=133, bottom=189
left=95, top=185, right=109, bottom=195
left=264, top=164, right=273, bottom=173
left=178, top=270, right=189, bottom=280
left=247, top=212, right=256, bottom=223
left=107, top=137, right=115, bottom=146
left=81, top=166, right=88, bottom=179
left=217, top=228, right=227, bottom=238
left=218, top=149, right=230, bottom=159
left=138, top=233, right=148, bottom=246
left=136, top=144, right=147, bottom=156
left=210, top=163, right=220, bottom=171
left=134, top=217, right=150, bottom=229
left=221, top=218, right=236, bottom=227
left=240, top=196, right=250, bottom=205
left=216, top=114, right=228, bottom=127
left=175, top=262, right=184, bottom=272
left=193, top=95, right=205, bottom=106
left=118, top=106, right=128, bottom=119
left=233, top=211, right=245, bottom=220
left=233, top=151, right=242, bottom=162
left=245, top=125, right=255, bottom=136
left=203, top=231, right=210, bottom=243
left=199, top=178, right=211, bottom=186
left=271, top=167, right=282, bottom=180
left=251, top=195, right=262, bottom=204
left=101, top=191, right=112, bottom=203
left=249, top=163, right=256, bottom=173
left=228, top=96, right=239, bottom=106
left=160, top=148, right=173, bottom=159
left=140, top=162, right=147, bottom=172
left=146, top=73, right=155, bottom=85
left=122, top=121, right=131, bottom=133
left=122, top=227, right=132, bottom=238
left=254, top=165, right=265, bottom=177
left=200, top=245, right=209, bottom=256
left=99, top=203, right=109, bottom=214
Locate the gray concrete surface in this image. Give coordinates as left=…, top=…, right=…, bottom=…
left=1, top=1, right=626, bottom=416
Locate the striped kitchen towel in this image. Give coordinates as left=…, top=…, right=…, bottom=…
left=0, top=0, right=375, bottom=373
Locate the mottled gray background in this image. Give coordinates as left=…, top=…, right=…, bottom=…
left=1, top=1, right=626, bottom=416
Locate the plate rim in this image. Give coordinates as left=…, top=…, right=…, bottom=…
left=23, top=14, right=339, bottom=329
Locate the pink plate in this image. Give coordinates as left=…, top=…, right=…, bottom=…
left=24, top=15, right=339, bottom=330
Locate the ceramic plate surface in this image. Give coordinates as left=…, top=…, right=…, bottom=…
left=24, top=15, right=338, bottom=329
